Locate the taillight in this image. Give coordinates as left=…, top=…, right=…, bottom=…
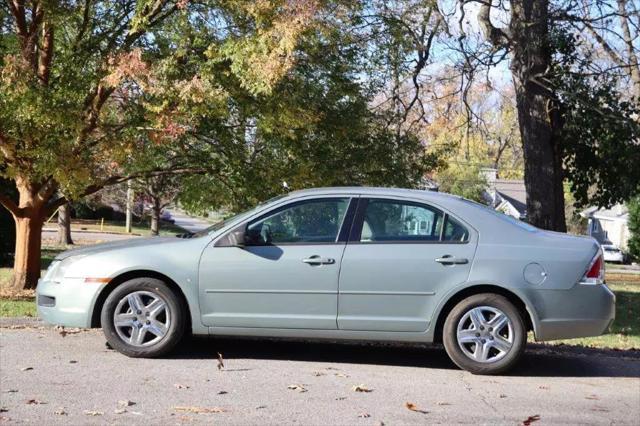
left=580, top=251, right=605, bottom=285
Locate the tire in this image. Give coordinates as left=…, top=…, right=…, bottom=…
left=101, top=278, right=186, bottom=358
left=442, top=293, right=526, bottom=375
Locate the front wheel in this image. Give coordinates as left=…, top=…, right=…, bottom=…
left=101, top=278, right=186, bottom=357
left=442, top=293, right=526, bottom=375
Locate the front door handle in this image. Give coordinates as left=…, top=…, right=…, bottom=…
left=302, top=255, right=335, bottom=265
left=435, top=255, right=468, bottom=265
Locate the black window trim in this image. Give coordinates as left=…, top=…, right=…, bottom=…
left=348, top=197, right=470, bottom=245
left=219, top=196, right=359, bottom=247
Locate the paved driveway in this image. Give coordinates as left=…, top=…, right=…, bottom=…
left=1, top=322, right=639, bottom=425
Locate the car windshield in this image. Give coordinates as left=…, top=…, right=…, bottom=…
left=461, top=198, right=538, bottom=232
left=189, top=194, right=289, bottom=238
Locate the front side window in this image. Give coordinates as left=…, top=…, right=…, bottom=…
left=359, top=199, right=444, bottom=242
left=246, top=198, right=350, bottom=245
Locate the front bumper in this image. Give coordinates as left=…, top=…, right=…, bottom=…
left=36, top=278, right=105, bottom=328
left=531, top=283, right=616, bottom=341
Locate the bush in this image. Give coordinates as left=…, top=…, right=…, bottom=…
left=72, top=201, right=126, bottom=221
left=628, top=196, right=640, bottom=261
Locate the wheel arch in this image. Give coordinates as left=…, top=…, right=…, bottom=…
left=91, top=270, right=191, bottom=332
left=432, top=284, right=535, bottom=343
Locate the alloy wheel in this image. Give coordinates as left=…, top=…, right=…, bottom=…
left=456, top=306, right=514, bottom=363
left=113, top=290, right=171, bottom=347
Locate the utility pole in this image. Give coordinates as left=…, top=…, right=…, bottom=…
left=125, top=180, right=133, bottom=234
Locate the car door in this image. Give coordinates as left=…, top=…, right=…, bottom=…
left=337, top=197, right=477, bottom=332
left=199, top=196, right=356, bottom=329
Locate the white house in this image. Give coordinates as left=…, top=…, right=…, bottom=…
left=580, top=204, right=630, bottom=250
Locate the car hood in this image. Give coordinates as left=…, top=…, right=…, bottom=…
left=55, top=237, right=179, bottom=260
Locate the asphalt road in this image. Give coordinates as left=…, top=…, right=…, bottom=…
left=1, top=322, right=639, bottom=425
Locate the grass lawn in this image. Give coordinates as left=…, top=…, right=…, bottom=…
left=44, top=219, right=187, bottom=237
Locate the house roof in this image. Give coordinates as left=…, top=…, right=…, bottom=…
left=494, top=179, right=527, bottom=215
left=580, top=204, right=628, bottom=221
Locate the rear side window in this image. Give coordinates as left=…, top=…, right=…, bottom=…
left=359, top=199, right=444, bottom=242
left=355, top=198, right=469, bottom=244
left=442, top=216, right=469, bottom=242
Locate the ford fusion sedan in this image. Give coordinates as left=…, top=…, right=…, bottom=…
left=36, top=187, right=615, bottom=374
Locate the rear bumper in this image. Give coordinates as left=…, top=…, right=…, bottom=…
left=36, top=278, right=104, bottom=328
left=532, top=284, right=616, bottom=341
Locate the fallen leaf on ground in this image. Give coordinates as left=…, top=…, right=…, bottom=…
left=216, top=352, right=224, bottom=370
left=358, top=412, right=371, bottom=418
left=352, top=384, right=373, bottom=393
left=405, top=402, right=428, bottom=414
left=287, top=384, right=307, bottom=393
left=173, top=406, right=225, bottom=414
left=521, top=414, right=541, bottom=425
left=114, top=408, right=127, bottom=414
left=585, top=395, right=599, bottom=400
left=83, top=410, right=104, bottom=416
left=20, top=367, right=33, bottom=371
left=217, top=390, right=228, bottom=395
left=174, top=384, right=190, bottom=389
left=118, top=399, right=135, bottom=407
left=335, top=373, right=349, bottom=378
left=53, top=408, right=67, bottom=416
left=55, top=326, right=81, bottom=337
left=26, top=399, right=46, bottom=405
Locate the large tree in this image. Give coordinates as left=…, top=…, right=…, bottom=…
left=0, top=0, right=327, bottom=289
left=475, top=0, right=567, bottom=231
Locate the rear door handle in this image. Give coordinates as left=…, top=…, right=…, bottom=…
left=302, top=255, right=335, bottom=265
left=435, top=255, right=468, bottom=265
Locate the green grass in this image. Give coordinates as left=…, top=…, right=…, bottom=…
left=59, top=219, right=187, bottom=237
left=0, top=299, right=36, bottom=317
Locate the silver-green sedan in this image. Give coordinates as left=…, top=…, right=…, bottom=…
left=36, top=187, right=615, bottom=374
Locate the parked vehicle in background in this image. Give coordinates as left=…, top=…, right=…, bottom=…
left=160, top=210, right=174, bottom=223
left=36, top=187, right=615, bottom=375
left=602, top=244, right=625, bottom=263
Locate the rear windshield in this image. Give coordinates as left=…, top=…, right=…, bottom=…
left=461, top=199, right=538, bottom=232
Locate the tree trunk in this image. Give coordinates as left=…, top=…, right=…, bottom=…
left=151, top=198, right=161, bottom=236
left=12, top=213, right=45, bottom=290
left=509, top=0, right=567, bottom=232
left=57, top=203, right=73, bottom=245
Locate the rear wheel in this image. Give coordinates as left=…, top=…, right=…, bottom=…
left=442, top=293, right=526, bottom=375
left=101, top=278, right=186, bottom=357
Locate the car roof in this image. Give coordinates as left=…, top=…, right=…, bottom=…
left=287, top=186, right=462, bottom=202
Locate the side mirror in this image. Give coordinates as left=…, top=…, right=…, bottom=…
left=214, top=224, right=247, bottom=248
left=228, top=228, right=246, bottom=248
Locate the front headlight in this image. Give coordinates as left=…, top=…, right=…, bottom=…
left=46, top=256, right=87, bottom=283
left=42, top=260, right=61, bottom=282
